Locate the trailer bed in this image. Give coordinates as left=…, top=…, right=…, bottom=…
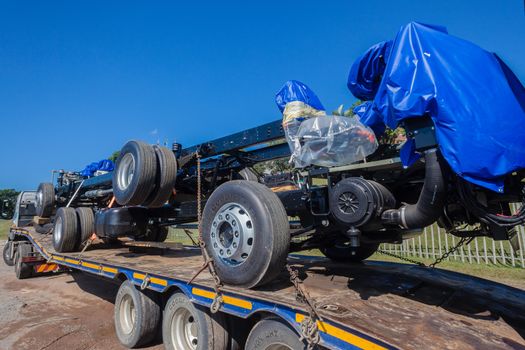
left=14, top=227, right=525, bottom=350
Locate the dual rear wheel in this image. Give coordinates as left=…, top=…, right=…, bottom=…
left=53, top=207, right=95, bottom=252
left=113, top=141, right=177, bottom=208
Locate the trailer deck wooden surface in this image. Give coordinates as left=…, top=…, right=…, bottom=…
left=18, top=227, right=525, bottom=350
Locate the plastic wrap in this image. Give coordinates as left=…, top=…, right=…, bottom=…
left=276, top=80, right=378, bottom=168
left=292, top=115, right=378, bottom=168
left=348, top=22, right=525, bottom=192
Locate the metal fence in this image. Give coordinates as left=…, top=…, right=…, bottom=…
left=380, top=203, right=525, bottom=268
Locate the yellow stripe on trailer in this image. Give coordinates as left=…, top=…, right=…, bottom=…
left=192, top=287, right=253, bottom=310
left=296, top=314, right=388, bottom=350
left=133, top=272, right=168, bottom=287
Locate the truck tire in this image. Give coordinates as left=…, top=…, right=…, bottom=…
left=36, top=182, right=55, bottom=218
left=114, top=281, right=161, bottom=348
left=3, top=241, right=15, bottom=266
left=320, top=240, right=379, bottom=262
left=144, top=225, right=169, bottom=242
left=143, top=145, right=178, bottom=208
left=76, top=207, right=95, bottom=249
left=202, top=180, right=290, bottom=288
left=245, top=318, right=306, bottom=350
left=53, top=207, right=79, bottom=252
left=113, top=141, right=158, bottom=206
left=14, top=243, right=33, bottom=279
left=162, top=292, right=228, bottom=350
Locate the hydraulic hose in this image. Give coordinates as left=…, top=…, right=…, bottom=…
left=381, top=149, right=447, bottom=229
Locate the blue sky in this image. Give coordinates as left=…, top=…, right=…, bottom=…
left=1, top=1, right=524, bottom=190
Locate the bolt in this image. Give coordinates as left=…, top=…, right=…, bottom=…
left=219, top=249, right=224, bottom=255
left=234, top=231, right=239, bottom=237
left=232, top=243, right=237, bottom=248
left=232, top=220, right=236, bottom=226
left=226, top=214, right=230, bottom=220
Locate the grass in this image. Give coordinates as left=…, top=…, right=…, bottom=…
left=0, top=219, right=11, bottom=240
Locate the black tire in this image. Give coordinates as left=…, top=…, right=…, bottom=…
left=114, top=280, right=161, bottom=348
left=14, top=243, right=33, bottom=279
left=245, top=318, right=307, bottom=350
left=143, top=145, right=178, bottom=208
left=144, top=226, right=169, bottom=242
left=202, top=180, right=290, bottom=288
left=36, top=182, right=55, bottom=218
left=76, top=207, right=95, bottom=249
left=53, top=207, right=79, bottom=252
left=320, top=240, right=379, bottom=262
left=3, top=241, right=15, bottom=267
left=162, top=292, right=228, bottom=350
left=34, top=222, right=54, bottom=235
left=113, top=140, right=158, bottom=206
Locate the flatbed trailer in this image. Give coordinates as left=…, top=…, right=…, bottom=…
left=9, top=226, right=525, bottom=350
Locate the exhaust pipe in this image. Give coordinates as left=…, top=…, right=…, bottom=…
left=381, top=149, right=446, bottom=229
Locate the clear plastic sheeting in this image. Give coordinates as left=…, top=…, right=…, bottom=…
left=288, top=115, right=378, bottom=168
left=276, top=80, right=378, bottom=168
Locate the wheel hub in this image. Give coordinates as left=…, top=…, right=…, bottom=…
left=54, top=216, right=63, bottom=245
left=171, top=307, right=199, bottom=349
left=210, top=203, right=254, bottom=265
left=117, top=153, right=135, bottom=191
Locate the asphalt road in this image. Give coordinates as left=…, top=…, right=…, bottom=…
left=0, top=244, right=163, bottom=350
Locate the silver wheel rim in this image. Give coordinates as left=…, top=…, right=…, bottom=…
left=36, top=190, right=43, bottom=208
left=210, top=203, right=254, bottom=266
left=119, top=294, right=136, bottom=335
left=117, top=153, right=136, bottom=191
left=54, top=216, right=63, bottom=245
left=170, top=306, right=199, bottom=349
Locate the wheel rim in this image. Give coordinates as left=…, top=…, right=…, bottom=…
left=119, top=294, right=136, bottom=335
left=265, top=344, right=293, bottom=350
left=117, top=153, right=136, bottom=191
left=36, top=190, right=43, bottom=208
left=210, top=203, right=254, bottom=266
left=170, top=306, right=199, bottom=349
left=54, top=216, right=63, bottom=245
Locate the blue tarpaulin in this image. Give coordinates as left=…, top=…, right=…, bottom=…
left=348, top=22, right=525, bottom=192
left=80, top=159, right=114, bottom=178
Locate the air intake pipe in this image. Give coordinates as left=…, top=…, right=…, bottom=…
left=381, top=149, right=446, bottom=229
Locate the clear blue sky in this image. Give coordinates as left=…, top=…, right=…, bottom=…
left=1, top=1, right=524, bottom=190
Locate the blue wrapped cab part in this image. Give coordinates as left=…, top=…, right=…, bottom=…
left=347, top=41, right=392, bottom=101
left=352, top=22, right=525, bottom=192
left=80, top=159, right=115, bottom=178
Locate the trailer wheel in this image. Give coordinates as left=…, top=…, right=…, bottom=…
left=114, top=281, right=161, bottom=348
left=76, top=207, right=95, bottom=249
left=14, top=243, right=33, bottom=279
left=163, top=292, right=228, bottom=350
left=321, top=239, right=379, bottom=262
left=113, top=140, right=158, bottom=206
left=53, top=207, right=78, bottom=252
left=245, top=318, right=306, bottom=350
left=202, top=180, right=290, bottom=288
left=36, top=182, right=55, bottom=218
left=144, top=225, right=169, bottom=242
left=143, top=145, right=178, bottom=208
left=3, top=241, right=15, bottom=266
